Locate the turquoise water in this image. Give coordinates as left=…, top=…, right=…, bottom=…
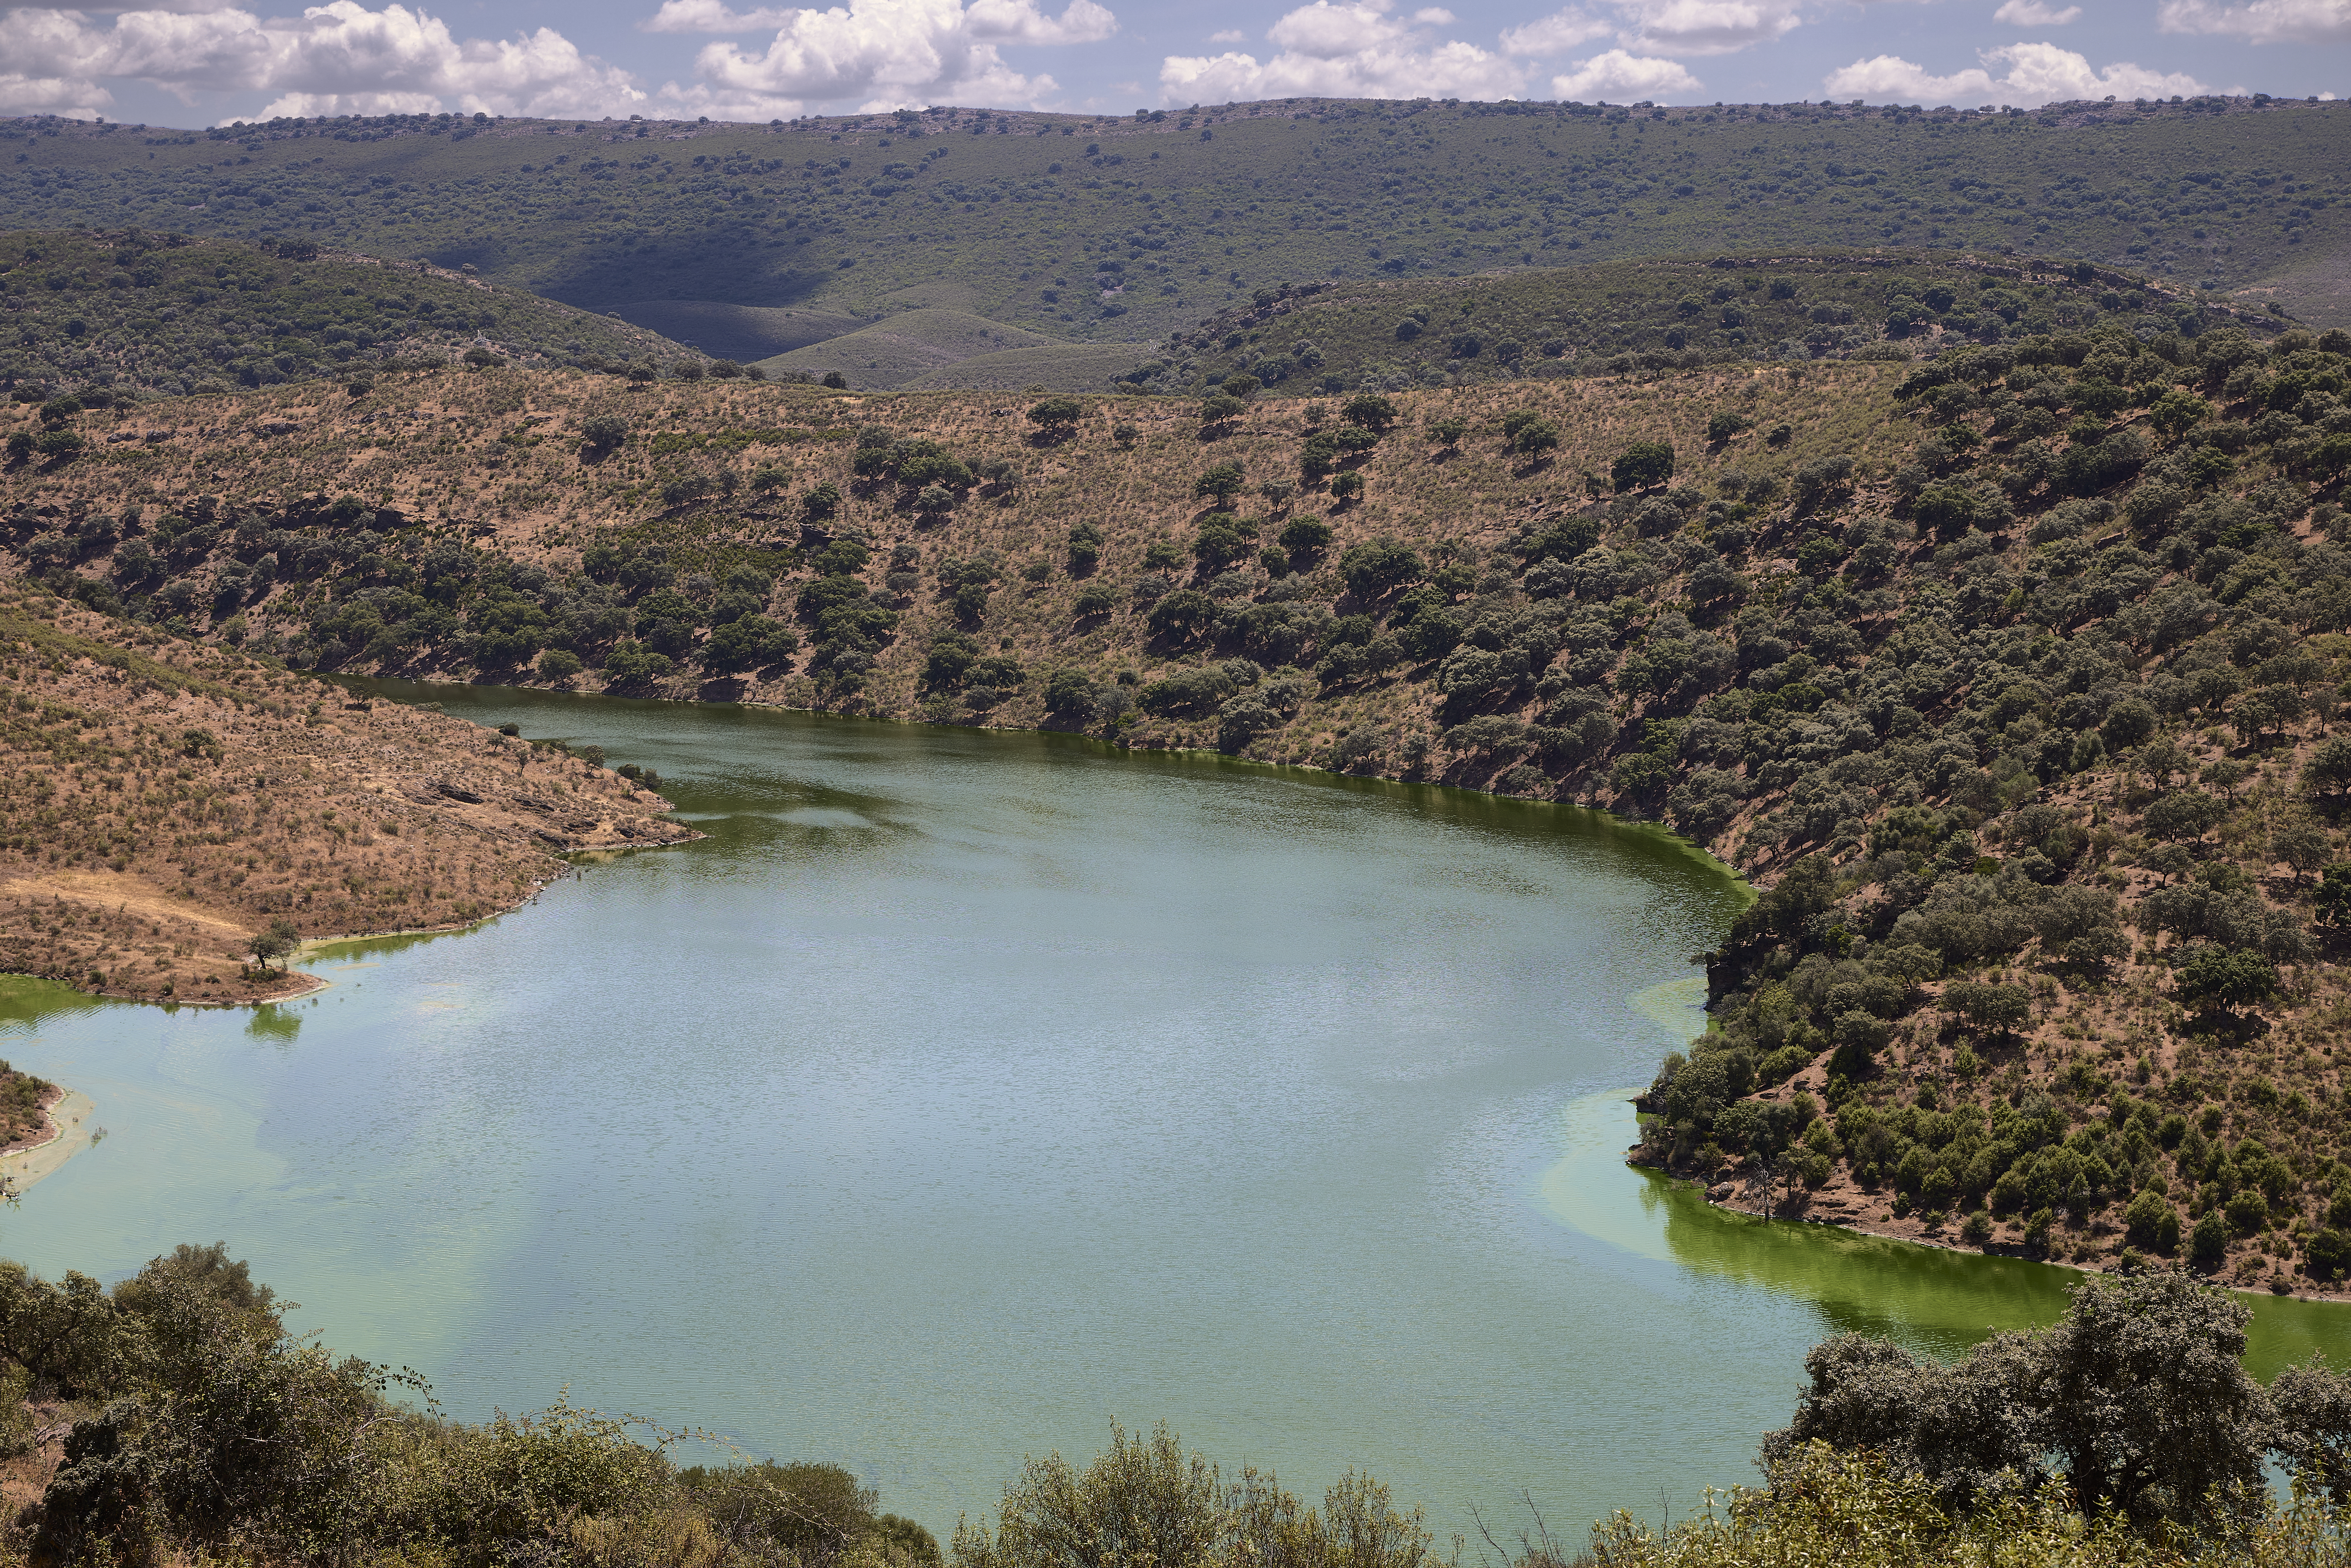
left=2, top=683, right=2342, bottom=1541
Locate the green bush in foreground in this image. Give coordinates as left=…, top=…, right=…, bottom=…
left=2, top=1244, right=2348, bottom=1567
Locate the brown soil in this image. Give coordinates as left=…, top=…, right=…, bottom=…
left=0, top=594, right=693, bottom=1004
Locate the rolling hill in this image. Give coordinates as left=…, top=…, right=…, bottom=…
left=751, top=308, right=1070, bottom=388
left=0, top=228, right=692, bottom=400
left=600, top=298, right=867, bottom=364
left=1149, top=250, right=2287, bottom=395
left=3, top=93, right=2346, bottom=359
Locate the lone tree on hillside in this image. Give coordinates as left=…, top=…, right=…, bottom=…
left=580, top=415, right=628, bottom=454
left=1611, top=440, right=1676, bottom=493
left=1193, top=463, right=1246, bottom=506
left=1025, top=396, right=1084, bottom=438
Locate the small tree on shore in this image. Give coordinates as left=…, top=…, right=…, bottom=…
left=250, top=919, right=300, bottom=974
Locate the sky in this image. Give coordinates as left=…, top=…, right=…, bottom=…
left=0, top=0, right=2342, bottom=129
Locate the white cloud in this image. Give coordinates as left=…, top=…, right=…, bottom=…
left=641, top=0, right=789, bottom=31
left=1609, top=0, right=1801, bottom=55
left=2157, top=0, right=2348, bottom=41
left=1499, top=7, right=1613, bottom=54
left=1551, top=46, right=1700, bottom=96
left=1411, top=5, right=1454, bottom=20
left=1992, top=0, right=2080, bottom=23
left=1159, top=0, right=1521, bottom=102
left=0, top=0, right=646, bottom=120
left=689, top=0, right=1111, bottom=112
left=1500, top=0, right=1795, bottom=59
left=647, top=0, right=1113, bottom=40
left=1208, top=25, right=1245, bottom=40
left=1824, top=41, right=2207, bottom=105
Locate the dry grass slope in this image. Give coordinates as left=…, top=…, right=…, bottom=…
left=0, top=594, right=689, bottom=1004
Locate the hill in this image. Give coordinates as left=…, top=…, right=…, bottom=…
left=0, top=592, right=688, bottom=1004
left=751, top=308, right=1070, bottom=389
left=3, top=94, right=2347, bottom=354
left=7, top=315, right=2351, bottom=1289
left=601, top=299, right=867, bottom=364
left=0, top=229, right=692, bottom=402
left=897, top=343, right=1150, bottom=393
left=1155, top=251, right=2285, bottom=395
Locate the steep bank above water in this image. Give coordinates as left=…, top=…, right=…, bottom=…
left=0, top=595, right=689, bottom=1004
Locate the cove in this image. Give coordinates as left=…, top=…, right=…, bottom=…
left=1, top=683, right=2344, bottom=1543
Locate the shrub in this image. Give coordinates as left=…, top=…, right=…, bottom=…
left=1611, top=440, right=1675, bottom=493
left=2191, top=1208, right=2229, bottom=1268
left=1026, top=395, right=1084, bottom=434
left=1338, top=539, right=1424, bottom=599
left=1146, top=590, right=1217, bottom=643
left=1759, top=1269, right=2270, bottom=1528
left=580, top=414, right=628, bottom=452
left=2173, top=943, right=2279, bottom=1016
left=1192, top=463, right=1246, bottom=504
left=1279, top=516, right=1333, bottom=553
left=1509, top=416, right=1561, bottom=459
left=701, top=615, right=798, bottom=673
left=2122, top=1190, right=2176, bottom=1253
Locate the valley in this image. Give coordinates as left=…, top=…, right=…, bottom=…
left=2, top=85, right=2351, bottom=1568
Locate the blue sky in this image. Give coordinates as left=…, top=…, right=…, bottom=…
left=1, top=0, right=2342, bottom=129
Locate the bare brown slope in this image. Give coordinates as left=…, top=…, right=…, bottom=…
left=0, top=593, right=688, bottom=1004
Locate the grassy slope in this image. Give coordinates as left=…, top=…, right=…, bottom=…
left=751, top=309, right=1067, bottom=387
left=0, top=591, right=687, bottom=1003
left=596, top=299, right=868, bottom=363
left=896, top=344, right=1150, bottom=392
left=3, top=96, right=2347, bottom=350
left=1166, top=252, right=2282, bottom=393
left=9, top=314, right=2351, bottom=1288
left=0, top=230, right=689, bottom=399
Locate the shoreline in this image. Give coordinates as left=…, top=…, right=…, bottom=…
left=32, top=830, right=701, bottom=1011
left=1646, top=1141, right=2351, bottom=1307
left=342, top=674, right=1754, bottom=889
left=0, top=1087, right=96, bottom=1193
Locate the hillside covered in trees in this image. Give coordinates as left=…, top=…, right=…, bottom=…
left=2, top=93, right=2344, bottom=364
left=6, top=298, right=2351, bottom=1286
left=0, top=230, right=691, bottom=403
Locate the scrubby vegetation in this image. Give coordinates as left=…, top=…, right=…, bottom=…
left=0, top=230, right=687, bottom=402
left=1155, top=253, right=2281, bottom=397
left=0, top=1064, right=54, bottom=1151
left=0, top=1242, right=944, bottom=1568
left=0, top=1245, right=2339, bottom=1568
left=2, top=95, right=2343, bottom=367
left=0, top=593, right=686, bottom=1003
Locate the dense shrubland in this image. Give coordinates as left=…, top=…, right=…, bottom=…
left=0, top=1250, right=2343, bottom=1568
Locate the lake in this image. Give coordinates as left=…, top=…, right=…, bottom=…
left=3, top=683, right=2343, bottom=1542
